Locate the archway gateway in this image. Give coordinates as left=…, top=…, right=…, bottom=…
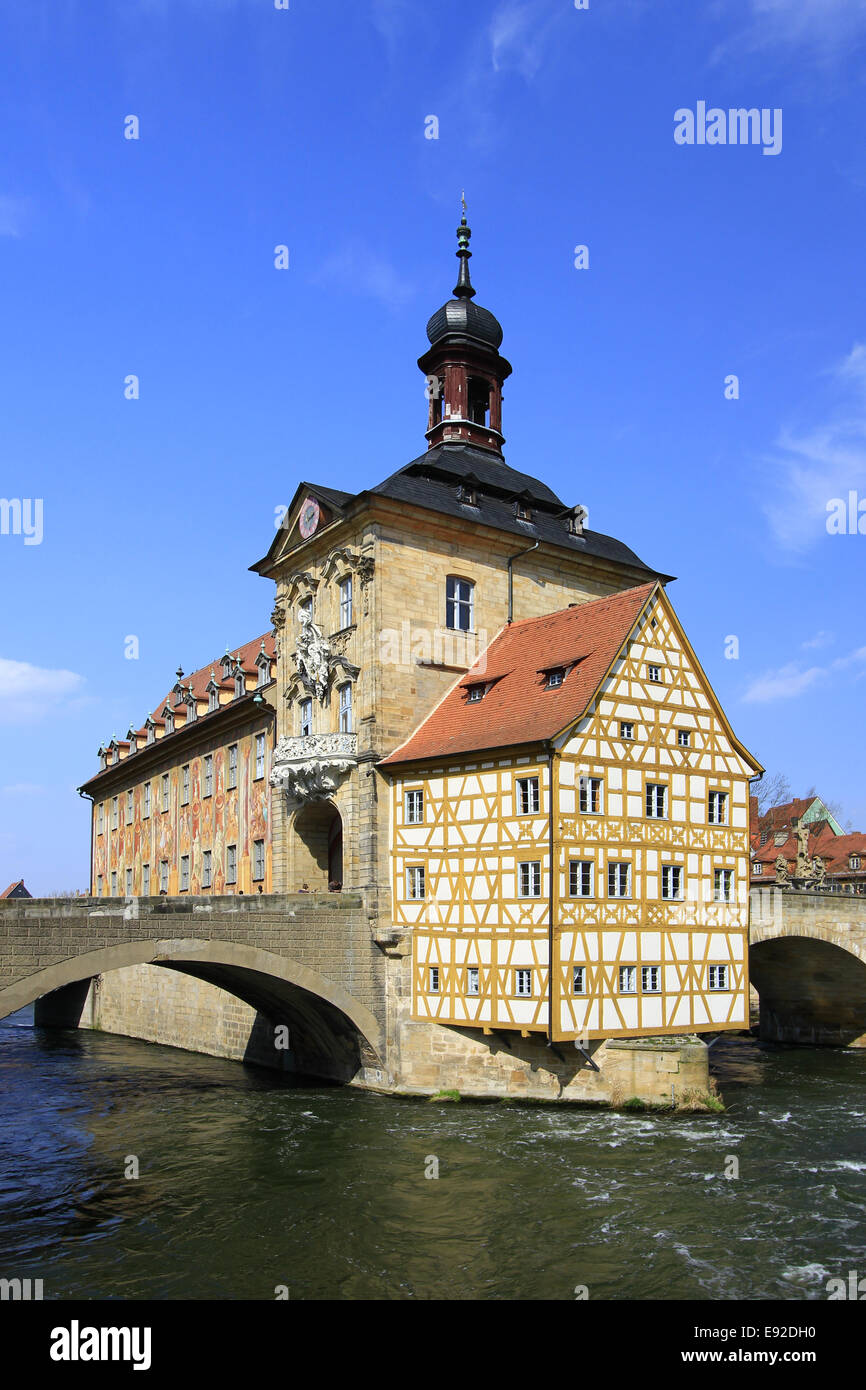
left=292, top=800, right=343, bottom=890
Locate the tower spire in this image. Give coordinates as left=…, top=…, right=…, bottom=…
left=453, top=193, right=475, bottom=301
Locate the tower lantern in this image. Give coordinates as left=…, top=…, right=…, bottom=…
left=418, top=203, right=512, bottom=454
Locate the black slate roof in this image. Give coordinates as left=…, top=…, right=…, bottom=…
left=367, top=444, right=668, bottom=579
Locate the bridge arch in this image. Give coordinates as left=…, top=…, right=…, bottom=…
left=750, top=929, right=866, bottom=1047
left=0, top=939, right=383, bottom=1081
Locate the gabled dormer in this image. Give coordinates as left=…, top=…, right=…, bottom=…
left=206, top=670, right=221, bottom=712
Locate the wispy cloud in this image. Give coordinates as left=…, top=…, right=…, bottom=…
left=0, top=658, right=85, bottom=724
left=762, top=344, right=866, bottom=551
left=489, top=0, right=569, bottom=80
left=743, top=643, right=866, bottom=703
left=712, top=0, right=866, bottom=63
left=312, top=242, right=414, bottom=310
left=801, top=630, right=835, bottom=651
left=0, top=196, right=33, bottom=238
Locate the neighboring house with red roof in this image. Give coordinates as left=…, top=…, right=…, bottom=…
left=379, top=581, right=762, bottom=1042
left=78, top=636, right=278, bottom=897
left=749, top=797, right=866, bottom=893
left=1, top=880, right=32, bottom=899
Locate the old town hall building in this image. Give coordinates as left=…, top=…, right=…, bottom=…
left=80, top=213, right=761, bottom=1053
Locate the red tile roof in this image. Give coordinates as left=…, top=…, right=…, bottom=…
left=128, top=633, right=275, bottom=743
left=381, top=584, right=657, bottom=765
left=752, top=826, right=866, bottom=877
left=1, top=880, right=31, bottom=898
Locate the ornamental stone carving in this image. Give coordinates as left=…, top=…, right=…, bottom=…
left=296, top=608, right=332, bottom=701
left=269, top=732, right=357, bottom=806
left=774, top=855, right=790, bottom=886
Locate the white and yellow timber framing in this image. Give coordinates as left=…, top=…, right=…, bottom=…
left=388, top=583, right=764, bottom=1042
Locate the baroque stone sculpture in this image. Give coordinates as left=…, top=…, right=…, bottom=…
left=774, top=855, right=790, bottom=886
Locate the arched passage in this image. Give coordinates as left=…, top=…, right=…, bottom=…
left=292, top=800, right=343, bottom=890
left=0, top=940, right=383, bottom=1083
left=750, top=934, right=866, bottom=1047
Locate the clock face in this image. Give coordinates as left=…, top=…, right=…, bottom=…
left=298, top=497, right=320, bottom=539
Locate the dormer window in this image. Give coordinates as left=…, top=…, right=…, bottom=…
left=234, top=670, right=246, bottom=699
left=852, top=856, right=862, bottom=871
left=221, top=655, right=234, bottom=680
left=257, top=660, right=269, bottom=687
left=457, top=481, right=479, bottom=507
left=466, top=684, right=485, bottom=703
left=546, top=669, right=565, bottom=689
left=515, top=500, right=532, bottom=522
left=146, top=724, right=155, bottom=745
left=185, top=694, right=197, bottom=723
left=164, top=709, right=175, bottom=735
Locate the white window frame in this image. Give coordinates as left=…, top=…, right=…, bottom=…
left=514, top=969, right=532, bottom=997
left=618, top=965, right=637, bottom=994
left=228, top=744, right=238, bottom=790
left=516, top=776, right=540, bottom=815
left=428, top=966, right=440, bottom=993
left=181, top=764, right=190, bottom=806
left=608, top=862, right=631, bottom=898
left=300, top=698, right=313, bottom=738
left=714, top=868, right=734, bottom=903
left=159, top=860, right=168, bottom=893
left=226, top=844, right=237, bottom=885
left=111, top=796, right=118, bottom=830
left=677, top=729, right=691, bottom=747
left=161, top=773, right=170, bottom=813
left=405, top=789, right=424, bottom=825
left=647, top=664, right=662, bottom=683
left=569, top=860, right=594, bottom=898
left=406, top=865, right=425, bottom=900
left=641, top=965, right=661, bottom=994
left=202, top=850, right=212, bottom=890
left=180, top=855, right=190, bottom=892
left=620, top=721, right=634, bottom=740
left=646, top=782, right=667, bottom=819
left=708, top=790, right=729, bottom=825
left=518, top=861, right=542, bottom=898
left=255, top=733, right=266, bottom=780
left=466, top=966, right=480, bottom=996
left=339, top=683, right=353, bottom=734
left=339, top=575, right=353, bottom=629
left=708, top=964, right=729, bottom=991
left=445, top=575, right=474, bottom=632
left=661, top=864, right=683, bottom=900
left=579, top=776, right=603, bottom=814
left=204, top=754, right=213, bottom=798
left=253, top=839, right=265, bottom=882
left=572, top=966, right=586, bottom=995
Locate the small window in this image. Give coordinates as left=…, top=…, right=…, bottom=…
left=647, top=664, right=662, bottom=683
left=466, top=966, right=480, bottom=996
left=467, top=685, right=485, bottom=703
left=405, top=790, right=424, bottom=825
left=253, top=839, right=265, bottom=882
left=677, top=729, right=691, bottom=747
left=110, top=870, right=117, bottom=895
left=159, top=860, right=169, bottom=893
left=579, top=776, right=603, bottom=814
left=204, top=754, right=213, bottom=798
left=97, top=874, right=103, bottom=896
left=226, top=844, right=237, bottom=885
left=428, top=966, right=440, bottom=993
left=161, top=773, right=170, bottom=813
left=514, top=969, right=532, bottom=997
left=111, top=796, right=118, bottom=830
left=300, top=699, right=313, bottom=738
left=753, top=863, right=763, bottom=876
left=339, top=683, right=353, bottom=734
left=714, top=868, right=734, bottom=902
left=446, top=576, right=474, bottom=632
left=851, top=856, right=861, bottom=871
left=518, top=861, right=541, bottom=898
left=708, top=964, right=729, bottom=991
left=569, top=860, right=594, bottom=898
left=180, top=855, right=190, bottom=892
left=516, top=776, right=540, bottom=815
left=406, top=865, right=425, bottom=900
left=186, top=697, right=197, bottom=723
left=608, top=862, right=631, bottom=898
left=125, top=867, right=133, bottom=896
left=202, top=850, right=212, bottom=889
left=146, top=725, right=155, bottom=745
left=234, top=670, right=246, bottom=699
left=620, top=721, right=634, bottom=740
left=339, top=576, right=353, bottom=629
left=646, top=783, right=667, bottom=819
left=208, top=685, right=219, bottom=712
left=514, top=501, right=532, bottom=523
left=228, top=744, right=238, bottom=790
left=708, top=791, right=729, bottom=825
left=618, top=966, right=637, bottom=994
left=126, top=790, right=133, bottom=824
left=144, top=783, right=151, bottom=818
left=255, top=733, right=266, bottom=780
left=181, top=765, right=190, bottom=806
left=572, top=966, right=586, bottom=995
left=97, top=804, right=104, bottom=835
left=641, top=966, right=660, bottom=994
left=457, top=483, right=477, bottom=507
left=164, top=710, right=174, bottom=735
left=546, top=669, right=564, bottom=689
left=661, top=865, right=682, bottom=900
left=142, top=863, right=150, bottom=896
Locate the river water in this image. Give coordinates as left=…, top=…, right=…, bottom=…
left=0, top=1010, right=863, bottom=1301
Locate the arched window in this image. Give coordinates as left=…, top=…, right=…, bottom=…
left=446, top=576, right=474, bottom=632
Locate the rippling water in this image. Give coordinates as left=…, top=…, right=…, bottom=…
left=1, top=1010, right=864, bottom=1300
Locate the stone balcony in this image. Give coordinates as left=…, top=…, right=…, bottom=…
left=269, top=732, right=358, bottom=805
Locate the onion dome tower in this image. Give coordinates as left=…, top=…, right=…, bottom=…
left=418, top=201, right=512, bottom=455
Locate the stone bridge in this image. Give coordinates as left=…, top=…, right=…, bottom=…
left=0, top=892, right=391, bottom=1083
left=749, top=887, right=866, bottom=1047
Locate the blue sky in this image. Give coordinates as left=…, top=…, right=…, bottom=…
left=1, top=0, right=865, bottom=891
